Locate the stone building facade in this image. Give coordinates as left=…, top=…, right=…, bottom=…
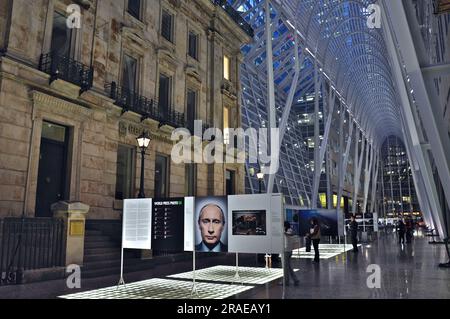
left=0, top=0, right=251, bottom=220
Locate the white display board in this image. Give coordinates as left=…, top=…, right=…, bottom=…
left=227, top=194, right=284, bottom=254
left=122, top=199, right=152, bottom=249
left=373, top=213, right=379, bottom=232
left=184, top=197, right=195, bottom=251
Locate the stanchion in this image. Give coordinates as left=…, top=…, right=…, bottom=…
left=233, top=253, right=243, bottom=285
left=117, top=246, right=126, bottom=288
left=190, top=250, right=199, bottom=298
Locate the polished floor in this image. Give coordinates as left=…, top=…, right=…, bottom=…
left=0, top=231, right=449, bottom=299
left=238, top=232, right=450, bottom=299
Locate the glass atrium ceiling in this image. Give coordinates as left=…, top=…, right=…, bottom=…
left=231, top=0, right=400, bottom=146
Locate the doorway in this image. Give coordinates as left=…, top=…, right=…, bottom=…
left=35, top=122, right=69, bottom=217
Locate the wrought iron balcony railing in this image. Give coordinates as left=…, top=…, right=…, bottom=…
left=211, top=0, right=254, bottom=38
left=106, top=82, right=159, bottom=121
left=106, top=82, right=185, bottom=128
left=436, top=0, right=450, bottom=14
left=160, top=107, right=185, bottom=129
left=185, top=121, right=214, bottom=137
left=39, top=52, right=94, bottom=93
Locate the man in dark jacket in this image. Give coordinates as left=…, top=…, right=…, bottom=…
left=397, top=219, right=406, bottom=244
left=309, top=218, right=321, bottom=262
left=350, top=215, right=359, bottom=253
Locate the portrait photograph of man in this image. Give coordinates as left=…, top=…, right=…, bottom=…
left=195, top=196, right=228, bottom=253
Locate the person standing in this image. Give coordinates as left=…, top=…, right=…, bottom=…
left=310, top=218, right=321, bottom=262
left=283, top=221, right=299, bottom=286
left=350, top=215, right=359, bottom=253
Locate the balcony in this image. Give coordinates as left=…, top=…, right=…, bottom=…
left=186, top=121, right=214, bottom=139
left=106, top=82, right=185, bottom=128
left=39, top=52, right=93, bottom=94
left=211, top=0, right=254, bottom=38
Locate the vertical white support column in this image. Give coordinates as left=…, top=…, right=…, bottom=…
left=312, top=82, right=335, bottom=209
left=381, top=161, right=387, bottom=220
left=265, top=0, right=277, bottom=194
left=339, top=116, right=355, bottom=211
left=326, top=144, right=332, bottom=210
left=407, top=163, right=413, bottom=214
left=352, top=129, right=360, bottom=215
left=363, top=143, right=374, bottom=213
left=387, top=138, right=395, bottom=215
left=336, top=103, right=346, bottom=217
left=278, top=40, right=303, bottom=143
left=352, top=132, right=366, bottom=215
left=398, top=145, right=404, bottom=214
left=370, top=152, right=380, bottom=213
left=311, top=62, right=321, bottom=208
left=382, top=0, right=449, bottom=237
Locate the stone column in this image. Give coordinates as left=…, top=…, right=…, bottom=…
left=51, top=201, right=90, bottom=266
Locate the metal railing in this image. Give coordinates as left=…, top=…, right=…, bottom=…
left=185, top=121, right=214, bottom=138
left=39, top=52, right=94, bottom=93
left=106, top=82, right=185, bottom=128
left=0, top=218, right=65, bottom=286
left=435, top=0, right=450, bottom=14
left=211, top=0, right=254, bottom=38
left=161, top=107, right=186, bottom=129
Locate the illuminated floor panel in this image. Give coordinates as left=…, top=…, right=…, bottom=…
left=59, top=278, right=254, bottom=300
left=292, top=244, right=362, bottom=260
left=168, top=265, right=296, bottom=285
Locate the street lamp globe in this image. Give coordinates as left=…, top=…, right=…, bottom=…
left=136, top=131, right=151, bottom=151
left=136, top=131, right=151, bottom=198
left=257, top=171, right=264, bottom=194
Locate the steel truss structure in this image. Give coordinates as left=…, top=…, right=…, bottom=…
left=231, top=0, right=449, bottom=238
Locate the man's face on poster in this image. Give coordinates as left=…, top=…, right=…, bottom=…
left=198, top=205, right=224, bottom=248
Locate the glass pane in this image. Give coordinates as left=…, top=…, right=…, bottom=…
left=223, top=106, right=230, bottom=144
left=41, top=122, right=66, bottom=143
left=159, top=74, right=170, bottom=115
left=115, top=145, right=134, bottom=200
left=122, top=55, right=137, bottom=92
left=226, top=170, right=235, bottom=195
left=155, top=155, right=168, bottom=198
left=128, top=0, right=141, bottom=19
left=188, top=32, right=197, bottom=59
left=51, top=11, right=73, bottom=56
left=223, top=55, right=230, bottom=80
left=185, top=164, right=196, bottom=196
left=186, top=90, right=196, bottom=131
left=161, top=11, right=172, bottom=42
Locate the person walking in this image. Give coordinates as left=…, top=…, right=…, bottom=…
left=405, top=217, right=413, bottom=243
left=350, top=215, right=359, bottom=253
left=283, top=221, right=299, bottom=286
left=310, top=218, right=321, bottom=262
left=397, top=218, right=406, bottom=244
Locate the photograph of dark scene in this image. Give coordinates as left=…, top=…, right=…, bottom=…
left=232, top=210, right=267, bottom=236
left=298, top=210, right=338, bottom=237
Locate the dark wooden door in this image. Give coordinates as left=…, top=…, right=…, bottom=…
left=35, top=128, right=68, bottom=217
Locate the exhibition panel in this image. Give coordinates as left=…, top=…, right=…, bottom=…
left=228, top=194, right=284, bottom=254
left=122, top=199, right=153, bottom=250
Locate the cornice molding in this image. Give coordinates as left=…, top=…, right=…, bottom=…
left=32, top=91, right=93, bottom=120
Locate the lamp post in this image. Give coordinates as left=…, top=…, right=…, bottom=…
left=257, top=171, right=265, bottom=194
left=136, top=131, right=151, bottom=198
